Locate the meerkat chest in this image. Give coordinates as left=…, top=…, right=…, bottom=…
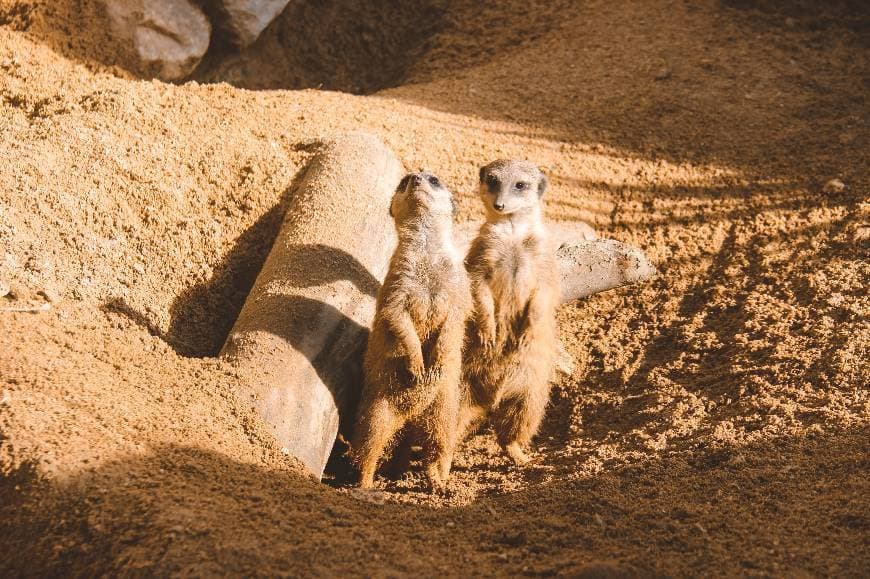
left=407, top=259, right=460, bottom=329
left=485, top=238, right=539, bottom=309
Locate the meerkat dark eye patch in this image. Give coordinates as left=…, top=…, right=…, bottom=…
left=428, top=175, right=441, bottom=188
left=485, top=174, right=501, bottom=193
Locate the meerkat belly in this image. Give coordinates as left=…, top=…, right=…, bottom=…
left=490, top=245, right=537, bottom=325
left=402, top=282, right=449, bottom=353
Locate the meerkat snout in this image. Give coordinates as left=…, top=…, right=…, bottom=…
left=391, top=171, right=454, bottom=220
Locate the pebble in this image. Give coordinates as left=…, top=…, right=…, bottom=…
left=654, top=67, right=672, bottom=81
left=594, top=514, right=605, bottom=528
left=0, top=282, right=8, bottom=298
left=38, top=289, right=59, bottom=303
left=822, top=178, right=845, bottom=194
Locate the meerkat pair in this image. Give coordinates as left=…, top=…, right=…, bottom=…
left=353, top=161, right=559, bottom=488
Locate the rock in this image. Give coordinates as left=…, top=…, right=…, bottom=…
left=822, top=178, right=846, bottom=194
left=38, top=289, right=59, bottom=303
left=555, top=341, right=575, bottom=377
left=208, top=0, right=293, bottom=48
left=0, top=282, right=9, bottom=298
left=654, top=67, right=672, bottom=81
left=104, top=0, right=211, bottom=81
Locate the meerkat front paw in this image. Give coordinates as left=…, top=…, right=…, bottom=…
left=408, top=351, right=426, bottom=381
left=478, top=319, right=497, bottom=351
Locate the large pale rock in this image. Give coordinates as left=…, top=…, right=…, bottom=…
left=105, top=0, right=211, bottom=81
left=208, top=0, right=293, bottom=47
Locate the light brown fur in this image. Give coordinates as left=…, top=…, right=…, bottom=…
left=461, top=160, right=560, bottom=464
left=352, top=172, right=471, bottom=488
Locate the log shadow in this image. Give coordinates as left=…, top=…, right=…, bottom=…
left=104, top=150, right=381, bottom=360
left=223, top=292, right=372, bottom=437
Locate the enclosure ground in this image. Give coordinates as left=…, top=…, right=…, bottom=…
left=1, top=0, right=868, bottom=575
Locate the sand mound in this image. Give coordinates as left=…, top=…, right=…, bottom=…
left=1, top=0, right=868, bottom=575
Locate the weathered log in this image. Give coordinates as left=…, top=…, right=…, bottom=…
left=222, top=133, right=657, bottom=479
left=456, top=221, right=656, bottom=303
left=220, top=132, right=402, bottom=477
left=556, top=238, right=657, bottom=303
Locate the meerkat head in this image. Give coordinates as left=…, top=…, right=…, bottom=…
left=390, top=171, right=457, bottom=223
left=478, top=159, right=548, bottom=219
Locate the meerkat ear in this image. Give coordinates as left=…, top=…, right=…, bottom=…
left=479, top=166, right=487, bottom=182
left=538, top=174, right=549, bottom=197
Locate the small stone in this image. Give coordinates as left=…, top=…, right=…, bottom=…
left=349, top=488, right=387, bottom=505
left=594, top=514, right=605, bottom=528
left=0, top=390, right=10, bottom=405
left=38, top=289, right=59, bottom=303
left=133, top=263, right=145, bottom=275
left=0, top=282, right=9, bottom=298
left=555, top=341, right=575, bottom=376
left=822, top=178, right=845, bottom=194
left=654, top=67, right=672, bottom=81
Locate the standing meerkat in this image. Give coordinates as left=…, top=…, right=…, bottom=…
left=352, top=171, right=471, bottom=489
left=461, top=159, right=560, bottom=465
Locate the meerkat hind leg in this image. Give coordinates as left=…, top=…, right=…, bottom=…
left=356, top=399, right=404, bottom=488
left=491, top=387, right=549, bottom=466
left=421, top=391, right=460, bottom=488
left=384, top=425, right=417, bottom=480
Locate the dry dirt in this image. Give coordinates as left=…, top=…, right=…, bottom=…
left=1, top=0, right=869, bottom=576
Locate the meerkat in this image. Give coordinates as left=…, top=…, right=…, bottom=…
left=352, top=171, right=471, bottom=489
left=460, top=159, right=560, bottom=465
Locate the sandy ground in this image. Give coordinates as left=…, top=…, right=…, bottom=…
left=1, top=0, right=868, bottom=575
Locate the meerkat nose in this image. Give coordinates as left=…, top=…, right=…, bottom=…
left=494, top=202, right=505, bottom=211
